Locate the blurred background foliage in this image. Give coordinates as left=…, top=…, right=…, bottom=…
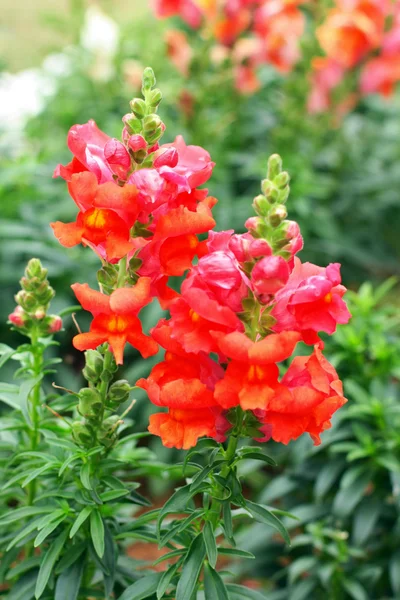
left=1, top=0, right=400, bottom=598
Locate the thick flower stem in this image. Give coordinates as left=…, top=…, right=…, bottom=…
left=27, top=329, right=44, bottom=506
left=116, top=256, right=127, bottom=288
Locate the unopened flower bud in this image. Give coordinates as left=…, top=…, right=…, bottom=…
left=34, top=309, right=46, bottom=320
left=142, top=67, right=156, bottom=91
left=275, top=171, right=290, bottom=189
left=26, top=258, right=46, bottom=280
left=8, top=306, right=26, bottom=328
left=16, top=290, right=36, bottom=311
left=78, top=388, right=103, bottom=418
left=253, top=195, right=269, bottom=217
left=251, top=255, right=290, bottom=296
left=130, top=98, right=147, bottom=119
left=149, top=88, right=162, bottom=107
left=267, top=154, right=282, bottom=180
left=47, top=315, right=62, bottom=333
left=261, top=180, right=279, bottom=203
left=122, top=113, right=143, bottom=134
left=143, top=114, right=161, bottom=132
left=128, top=134, right=147, bottom=152
left=268, top=204, right=288, bottom=227
left=132, top=149, right=148, bottom=164
left=145, top=128, right=163, bottom=146
left=85, top=349, right=104, bottom=377
left=153, top=147, right=179, bottom=169
left=245, top=216, right=262, bottom=232
left=108, top=379, right=131, bottom=404
left=72, top=422, right=93, bottom=446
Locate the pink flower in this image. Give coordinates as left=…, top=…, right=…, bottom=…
left=158, top=135, right=215, bottom=192
left=251, top=255, right=290, bottom=297
left=165, top=29, right=193, bottom=77
left=272, top=258, right=351, bottom=340
left=153, top=0, right=203, bottom=28
left=8, top=306, right=26, bottom=328
left=54, top=120, right=113, bottom=184
left=104, top=138, right=131, bottom=180
left=154, top=147, right=179, bottom=169
left=48, top=315, right=63, bottom=333
left=128, top=134, right=147, bottom=152
left=361, top=55, right=400, bottom=97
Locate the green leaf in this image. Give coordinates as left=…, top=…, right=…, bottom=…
left=55, top=542, right=87, bottom=574
left=22, top=463, right=58, bottom=487
left=100, top=489, right=129, bottom=502
left=218, top=548, right=255, bottom=559
left=204, top=563, right=229, bottom=600
left=245, top=500, right=290, bottom=545
left=58, top=454, right=80, bottom=477
left=203, top=521, right=218, bottom=569
left=129, top=489, right=152, bottom=506
left=389, top=550, right=400, bottom=594
left=342, top=579, right=368, bottom=600
left=90, top=510, right=105, bottom=558
left=157, top=561, right=181, bottom=599
left=237, top=449, right=276, bottom=466
left=6, top=556, right=41, bottom=581
left=55, top=560, right=84, bottom=600
left=118, top=572, right=163, bottom=600
left=352, top=498, right=381, bottom=546
left=289, top=578, right=317, bottom=600
left=35, top=528, right=69, bottom=599
left=288, top=557, right=317, bottom=584
left=190, top=460, right=224, bottom=492
left=80, top=462, right=93, bottom=490
left=157, top=484, right=194, bottom=533
left=8, top=569, right=38, bottom=600
left=0, top=505, right=54, bottom=525
left=222, top=502, right=235, bottom=546
left=70, top=506, right=93, bottom=538
left=176, top=533, right=206, bottom=600
left=6, top=517, right=45, bottom=551
left=314, top=460, right=344, bottom=499
left=34, top=515, right=68, bottom=547
left=0, top=382, right=20, bottom=409
left=226, top=584, right=268, bottom=600
left=333, top=469, right=370, bottom=518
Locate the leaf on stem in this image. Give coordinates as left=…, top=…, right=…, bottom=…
left=176, top=533, right=206, bottom=600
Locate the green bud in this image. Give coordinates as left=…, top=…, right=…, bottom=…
left=72, top=421, right=93, bottom=447
left=261, top=180, right=279, bottom=203
left=85, top=350, right=104, bottom=373
left=130, top=98, right=147, bottom=119
left=97, top=265, right=117, bottom=289
left=278, top=185, right=290, bottom=204
left=142, top=67, right=156, bottom=91
left=15, top=290, right=37, bottom=312
left=267, top=154, right=282, bottom=180
left=149, top=88, right=162, bottom=107
left=252, top=195, right=270, bottom=217
left=108, top=379, right=131, bottom=404
left=275, top=171, right=290, bottom=189
left=132, top=148, right=147, bottom=164
left=143, top=114, right=162, bottom=133
left=78, top=388, right=103, bottom=418
left=124, top=114, right=143, bottom=134
left=269, top=204, right=288, bottom=227
left=26, top=258, right=46, bottom=280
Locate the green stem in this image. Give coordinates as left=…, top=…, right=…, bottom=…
left=116, top=256, right=127, bottom=288
left=27, top=329, right=44, bottom=506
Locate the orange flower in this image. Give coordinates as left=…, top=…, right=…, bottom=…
left=165, top=29, right=193, bottom=76
left=72, top=278, right=158, bottom=364
left=316, top=0, right=387, bottom=68
left=137, top=332, right=223, bottom=449
left=51, top=171, right=139, bottom=262
left=214, top=331, right=301, bottom=410
left=257, top=347, right=347, bottom=445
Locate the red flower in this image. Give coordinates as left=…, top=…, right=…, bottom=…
left=51, top=171, right=139, bottom=262
left=148, top=408, right=219, bottom=450
left=72, top=278, right=158, bottom=364
left=256, top=347, right=347, bottom=445
left=272, top=258, right=351, bottom=341
left=214, top=331, right=301, bottom=410
left=251, top=255, right=290, bottom=298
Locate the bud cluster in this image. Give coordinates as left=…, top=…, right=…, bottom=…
left=8, top=258, right=62, bottom=337
left=121, top=67, right=165, bottom=169
left=72, top=348, right=131, bottom=449
left=251, top=154, right=292, bottom=256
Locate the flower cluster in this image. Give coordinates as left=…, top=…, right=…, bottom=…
left=153, top=0, right=309, bottom=94
left=153, top=0, right=400, bottom=109
left=53, top=69, right=350, bottom=453
left=310, top=0, right=400, bottom=112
